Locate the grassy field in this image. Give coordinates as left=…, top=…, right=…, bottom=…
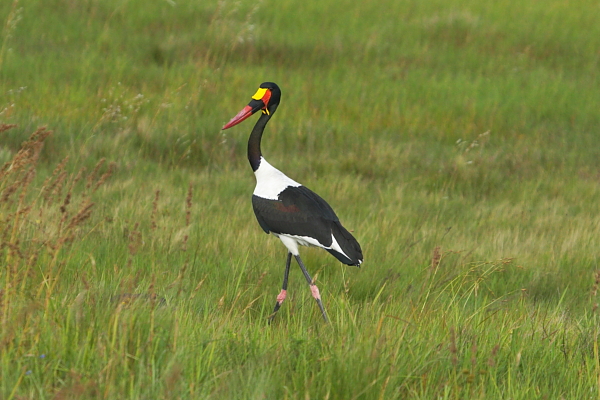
left=1, top=0, right=600, bottom=398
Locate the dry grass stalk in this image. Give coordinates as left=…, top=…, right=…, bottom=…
left=185, top=182, right=193, bottom=227
left=86, top=158, right=106, bottom=189
left=1, top=127, right=51, bottom=197
left=1, top=180, right=19, bottom=203
left=591, top=270, right=600, bottom=312
left=181, top=182, right=193, bottom=251
left=151, top=189, right=160, bottom=230
left=0, top=123, right=17, bottom=133
left=470, top=338, right=477, bottom=371
left=487, top=344, right=500, bottom=367
left=66, top=200, right=95, bottom=232
left=431, top=245, right=441, bottom=271
left=41, top=156, right=69, bottom=203
left=93, top=161, right=116, bottom=193
left=1, top=125, right=114, bottom=333
left=2, top=128, right=50, bottom=268
left=449, top=327, right=458, bottom=366
left=592, top=270, right=600, bottom=296
left=128, top=222, right=142, bottom=256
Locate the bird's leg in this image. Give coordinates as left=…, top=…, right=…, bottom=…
left=269, top=252, right=292, bottom=322
left=294, top=255, right=329, bottom=323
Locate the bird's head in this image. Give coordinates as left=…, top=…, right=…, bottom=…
left=222, top=82, right=281, bottom=130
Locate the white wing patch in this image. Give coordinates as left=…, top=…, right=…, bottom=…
left=274, top=232, right=351, bottom=261
left=253, top=157, right=301, bottom=200
left=328, top=233, right=352, bottom=262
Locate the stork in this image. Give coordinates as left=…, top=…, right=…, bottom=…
left=222, top=82, right=363, bottom=322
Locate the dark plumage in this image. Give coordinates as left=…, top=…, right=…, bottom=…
left=252, top=186, right=362, bottom=265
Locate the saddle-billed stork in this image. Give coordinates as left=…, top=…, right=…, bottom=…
left=222, top=82, right=363, bottom=322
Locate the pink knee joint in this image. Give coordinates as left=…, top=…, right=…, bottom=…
left=310, top=285, right=321, bottom=300
left=276, top=289, right=287, bottom=304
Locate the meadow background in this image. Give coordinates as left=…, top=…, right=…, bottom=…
left=1, top=0, right=600, bottom=398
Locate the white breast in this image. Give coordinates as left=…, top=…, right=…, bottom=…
left=253, top=157, right=301, bottom=200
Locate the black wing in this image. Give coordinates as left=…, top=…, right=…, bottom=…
left=252, top=186, right=363, bottom=265
left=252, top=186, right=338, bottom=245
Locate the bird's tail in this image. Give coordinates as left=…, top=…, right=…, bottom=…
left=327, top=222, right=363, bottom=267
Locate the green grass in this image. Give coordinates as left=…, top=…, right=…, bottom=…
left=1, top=0, right=600, bottom=398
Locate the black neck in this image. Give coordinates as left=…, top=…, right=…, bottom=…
left=248, top=112, right=271, bottom=172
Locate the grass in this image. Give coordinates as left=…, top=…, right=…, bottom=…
left=1, top=0, right=600, bottom=398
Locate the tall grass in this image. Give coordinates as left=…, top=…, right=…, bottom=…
left=1, top=0, right=600, bottom=398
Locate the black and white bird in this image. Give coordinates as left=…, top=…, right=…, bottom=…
left=222, top=82, right=363, bottom=322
